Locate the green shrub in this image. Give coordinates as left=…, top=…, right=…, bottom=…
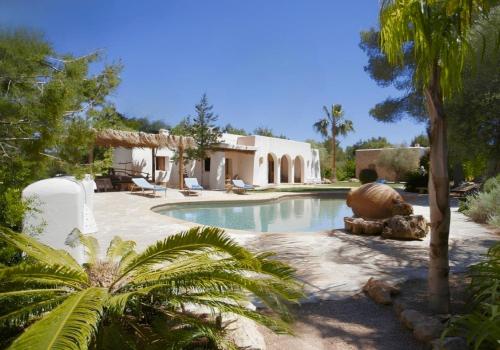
left=335, top=160, right=353, bottom=181
left=443, top=243, right=500, bottom=349
left=483, top=174, right=500, bottom=193
left=359, top=168, right=378, bottom=184
left=404, top=171, right=428, bottom=192
left=463, top=176, right=500, bottom=228
left=322, top=167, right=332, bottom=180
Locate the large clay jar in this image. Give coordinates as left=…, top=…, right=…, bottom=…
left=346, top=183, right=411, bottom=219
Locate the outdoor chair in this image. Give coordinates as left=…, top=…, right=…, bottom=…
left=184, top=178, right=204, bottom=195
left=232, top=179, right=254, bottom=194
left=131, top=178, right=167, bottom=198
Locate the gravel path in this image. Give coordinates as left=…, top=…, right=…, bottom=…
left=260, top=294, right=425, bottom=350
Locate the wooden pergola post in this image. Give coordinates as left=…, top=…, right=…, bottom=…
left=178, top=140, right=184, bottom=190
left=151, top=148, right=156, bottom=182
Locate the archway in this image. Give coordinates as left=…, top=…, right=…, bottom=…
left=280, top=155, right=291, bottom=183
left=294, top=156, right=304, bottom=183
left=267, top=153, right=278, bottom=184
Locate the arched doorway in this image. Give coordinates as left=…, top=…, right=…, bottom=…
left=267, top=153, right=277, bottom=184
left=294, top=156, right=304, bottom=183
left=280, top=155, right=291, bottom=183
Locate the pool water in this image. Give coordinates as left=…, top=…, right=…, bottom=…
left=156, top=196, right=352, bottom=233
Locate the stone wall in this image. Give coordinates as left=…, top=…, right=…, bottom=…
left=355, top=147, right=428, bottom=181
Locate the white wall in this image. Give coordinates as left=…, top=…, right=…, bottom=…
left=22, top=177, right=98, bottom=264
left=238, top=135, right=320, bottom=187
left=111, top=134, right=321, bottom=189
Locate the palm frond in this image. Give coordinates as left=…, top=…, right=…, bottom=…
left=113, top=227, right=256, bottom=287
left=77, top=233, right=99, bottom=265
left=8, top=287, right=108, bottom=350
left=337, top=119, right=355, bottom=136
left=0, top=227, right=84, bottom=274
left=165, top=295, right=293, bottom=334
left=106, top=236, right=136, bottom=262
left=313, top=118, right=329, bottom=138
left=0, top=294, right=70, bottom=328
left=322, top=105, right=331, bottom=119
left=0, top=263, right=88, bottom=289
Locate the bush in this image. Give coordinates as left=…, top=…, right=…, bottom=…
left=322, top=167, right=332, bottom=180
left=359, top=168, right=378, bottom=184
left=462, top=175, right=500, bottom=228
left=404, top=171, right=428, bottom=192
left=443, top=243, right=500, bottom=349
left=483, top=174, right=500, bottom=193
left=336, top=159, right=356, bottom=181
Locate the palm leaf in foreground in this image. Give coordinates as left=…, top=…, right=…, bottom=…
left=1, top=226, right=303, bottom=349
left=8, top=288, right=107, bottom=350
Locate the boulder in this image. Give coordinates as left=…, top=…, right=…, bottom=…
left=393, top=299, right=407, bottom=316
left=346, top=183, right=413, bottom=219
left=225, top=314, right=267, bottom=350
left=362, top=278, right=400, bottom=305
left=431, top=337, right=468, bottom=350
left=400, top=309, right=445, bottom=343
left=382, top=215, right=429, bottom=240
left=413, top=317, right=445, bottom=343
left=400, top=309, right=428, bottom=330
left=344, top=217, right=384, bottom=235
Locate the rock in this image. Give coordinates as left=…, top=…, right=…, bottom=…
left=346, top=183, right=413, bottom=219
left=392, top=201, right=415, bottom=216
left=393, top=299, right=407, bottom=316
left=413, top=317, right=445, bottom=343
left=382, top=215, right=429, bottom=240
left=400, top=309, right=428, bottom=330
left=225, top=314, right=267, bottom=350
left=363, top=278, right=400, bottom=305
left=431, top=337, right=468, bottom=350
left=344, top=217, right=384, bottom=235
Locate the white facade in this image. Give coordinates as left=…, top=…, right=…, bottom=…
left=112, top=133, right=321, bottom=190
left=22, top=176, right=98, bottom=264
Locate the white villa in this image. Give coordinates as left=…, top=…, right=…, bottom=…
left=112, top=131, right=321, bottom=190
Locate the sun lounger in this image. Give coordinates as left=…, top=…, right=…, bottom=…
left=184, top=178, right=204, bottom=195
left=232, top=179, right=254, bottom=193
left=131, top=178, right=167, bottom=197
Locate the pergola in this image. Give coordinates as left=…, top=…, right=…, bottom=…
left=94, top=129, right=195, bottom=189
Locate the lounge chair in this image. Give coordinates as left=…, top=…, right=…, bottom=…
left=232, top=179, right=254, bottom=193
left=184, top=178, right=204, bottom=195
left=131, top=178, right=167, bottom=197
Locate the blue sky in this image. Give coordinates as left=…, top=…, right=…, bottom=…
left=2, top=0, right=426, bottom=146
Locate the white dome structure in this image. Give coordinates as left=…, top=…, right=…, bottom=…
left=22, top=175, right=98, bottom=264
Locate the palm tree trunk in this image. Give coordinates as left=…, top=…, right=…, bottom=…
left=331, top=124, right=337, bottom=182
left=424, top=65, right=451, bottom=314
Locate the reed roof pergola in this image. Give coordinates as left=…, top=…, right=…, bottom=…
left=94, top=129, right=195, bottom=188
left=94, top=129, right=195, bottom=149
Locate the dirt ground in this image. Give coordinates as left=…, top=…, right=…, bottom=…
left=260, top=274, right=469, bottom=350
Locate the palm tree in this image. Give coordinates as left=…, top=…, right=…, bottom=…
left=0, top=226, right=302, bottom=349
left=379, top=0, right=496, bottom=313
left=313, top=104, right=354, bottom=182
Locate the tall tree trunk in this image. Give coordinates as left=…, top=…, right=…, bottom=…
left=331, top=124, right=337, bottom=182
left=87, top=146, right=94, bottom=165
left=178, top=142, right=184, bottom=190
left=424, top=65, right=451, bottom=314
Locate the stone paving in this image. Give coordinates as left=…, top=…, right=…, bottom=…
left=93, top=188, right=499, bottom=301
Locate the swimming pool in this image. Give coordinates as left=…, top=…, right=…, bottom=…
left=155, top=195, right=352, bottom=233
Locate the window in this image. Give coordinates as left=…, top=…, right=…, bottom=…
left=204, top=158, right=211, bottom=172
left=156, top=156, right=166, bottom=171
